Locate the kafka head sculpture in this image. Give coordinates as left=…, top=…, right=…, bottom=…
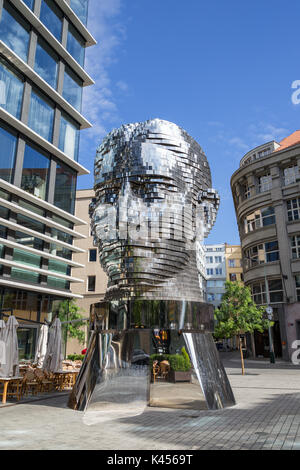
left=90, top=119, right=219, bottom=302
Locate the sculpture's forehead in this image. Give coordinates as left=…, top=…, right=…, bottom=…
left=95, top=120, right=210, bottom=186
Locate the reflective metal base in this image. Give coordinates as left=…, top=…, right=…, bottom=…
left=68, top=329, right=235, bottom=415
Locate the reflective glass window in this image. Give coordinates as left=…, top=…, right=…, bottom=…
left=70, top=0, right=89, bottom=26
left=0, top=124, right=17, bottom=183
left=40, top=0, right=63, bottom=42
left=0, top=225, right=7, bottom=239
left=50, top=243, right=72, bottom=260
left=47, top=275, right=69, bottom=290
left=16, top=213, right=45, bottom=234
left=51, top=227, right=73, bottom=245
left=0, top=205, right=9, bottom=221
left=13, top=248, right=41, bottom=268
left=34, top=38, right=58, bottom=89
left=11, top=267, right=40, bottom=284
left=22, top=0, right=34, bottom=9
left=67, top=24, right=85, bottom=67
left=18, top=198, right=45, bottom=217
left=0, top=56, right=24, bottom=118
left=52, top=214, right=73, bottom=230
left=48, top=259, right=70, bottom=275
left=28, top=89, right=54, bottom=141
left=59, top=113, right=80, bottom=161
left=0, top=1, right=30, bottom=62
left=15, top=230, right=43, bottom=251
left=54, top=162, right=76, bottom=214
left=62, top=67, right=82, bottom=111
left=21, top=143, right=50, bottom=200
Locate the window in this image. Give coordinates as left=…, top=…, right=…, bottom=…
left=89, top=249, right=97, bottom=262
left=206, top=256, right=213, bottom=264
left=62, top=66, right=83, bottom=111
left=0, top=1, right=30, bottom=62
left=52, top=214, right=73, bottom=230
left=48, top=259, right=70, bottom=276
left=67, top=24, right=85, bottom=67
left=28, top=89, right=54, bottom=141
left=0, top=56, right=24, bottom=118
left=229, top=259, right=235, bottom=268
left=21, top=143, right=50, bottom=200
left=11, top=267, right=40, bottom=283
left=284, top=166, right=299, bottom=186
left=34, top=38, right=58, bottom=89
left=206, top=268, right=213, bottom=276
left=206, top=248, right=213, bottom=252
left=54, top=162, right=76, bottom=214
left=18, top=198, right=45, bottom=217
left=13, top=248, right=41, bottom=269
left=245, top=241, right=279, bottom=268
left=258, top=147, right=271, bottom=158
left=295, top=276, right=300, bottom=301
left=50, top=243, right=72, bottom=260
left=88, top=275, right=96, bottom=292
left=229, top=273, right=237, bottom=282
left=215, top=268, right=223, bottom=275
left=207, top=293, right=215, bottom=302
left=40, top=0, right=63, bottom=42
left=215, top=247, right=223, bottom=252
left=206, top=280, right=215, bottom=287
left=258, top=174, right=272, bottom=193
left=291, top=236, right=300, bottom=259
left=17, top=213, right=44, bottom=234
left=47, top=276, right=69, bottom=290
left=0, top=124, right=17, bottom=183
left=244, top=184, right=251, bottom=199
left=59, top=113, right=80, bottom=161
left=70, top=0, right=89, bottom=25
left=51, top=227, right=73, bottom=246
left=287, top=198, right=300, bottom=222
left=22, top=0, right=34, bottom=9
left=244, top=207, right=275, bottom=234
left=250, top=279, right=283, bottom=304
left=215, top=256, right=222, bottom=263
left=15, top=230, right=43, bottom=251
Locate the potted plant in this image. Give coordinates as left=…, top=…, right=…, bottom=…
left=168, top=347, right=191, bottom=383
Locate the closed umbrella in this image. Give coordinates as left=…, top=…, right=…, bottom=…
left=0, top=320, right=6, bottom=369
left=42, top=318, right=63, bottom=373
left=34, top=325, right=49, bottom=368
left=0, top=316, right=19, bottom=378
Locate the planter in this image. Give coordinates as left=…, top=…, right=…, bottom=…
left=168, top=370, right=191, bottom=383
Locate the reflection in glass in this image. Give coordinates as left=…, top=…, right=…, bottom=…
left=63, top=67, right=82, bottom=111
left=22, top=0, right=34, bottom=9
left=70, top=0, right=89, bottom=26
left=0, top=1, right=30, bottom=62
left=47, top=276, right=69, bottom=289
left=21, top=143, right=50, bottom=200
left=17, top=213, right=45, bottom=233
left=67, top=24, right=85, bottom=67
left=59, top=113, right=80, bottom=161
left=40, top=0, right=63, bottom=42
left=54, top=162, right=76, bottom=214
left=15, top=230, right=44, bottom=251
left=13, top=248, right=41, bottom=268
left=0, top=124, right=17, bottom=183
left=34, top=38, right=58, bottom=89
left=28, top=89, right=54, bottom=141
left=11, top=267, right=39, bottom=283
left=0, top=56, right=24, bottom=118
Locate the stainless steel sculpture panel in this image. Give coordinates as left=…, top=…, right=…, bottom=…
left=69, top=119, right=235, bottom=415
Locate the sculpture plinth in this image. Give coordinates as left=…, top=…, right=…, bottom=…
left=68, top=119, right=235, bottom=414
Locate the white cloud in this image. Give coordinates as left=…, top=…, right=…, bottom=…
left=81, top=0, right=125, bottom=142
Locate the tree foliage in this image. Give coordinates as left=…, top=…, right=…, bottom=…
left=57, top=299, right=86, bottom=345
left=214, top=281, right=271, bottom=339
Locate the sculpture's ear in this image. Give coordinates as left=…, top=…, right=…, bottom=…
left=196, top=188, right=220, bottom=240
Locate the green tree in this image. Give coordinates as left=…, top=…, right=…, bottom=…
left=214, top=281, right=272, bottom=374
left=57, top=300, right=86, bottom=357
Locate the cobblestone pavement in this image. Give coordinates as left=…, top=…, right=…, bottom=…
left=1, top=354, right=300, bottom=450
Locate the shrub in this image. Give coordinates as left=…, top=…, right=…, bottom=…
left=67, top=354, right=84, bottom=361
left=150, top=348, right=191, bottom=372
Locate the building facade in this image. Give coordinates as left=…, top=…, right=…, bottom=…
left=69, top=188, right=107, bottom=353
left=204, top=243, right=226, bottom=309
left=224, top=243, right=243, bottom=283
left=231, top=130, right=300, bottom=360
left=0, top=0, right=95, bottom=360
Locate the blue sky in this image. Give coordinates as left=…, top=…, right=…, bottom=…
left=78, top=0, right=300, bottom=245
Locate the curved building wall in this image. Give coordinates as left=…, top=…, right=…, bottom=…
left=231, top=141, right=300, bottom=360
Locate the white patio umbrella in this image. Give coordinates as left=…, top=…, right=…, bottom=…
left=42, top=318, right=63, bottom=373
left=0, top=316, right=19, bottom=378
left=34, top=324, right=49, bottom=368
left=0, top=319, right=6, bottom=370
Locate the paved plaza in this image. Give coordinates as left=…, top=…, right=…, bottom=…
left=1, top=353, right=300, bottom=450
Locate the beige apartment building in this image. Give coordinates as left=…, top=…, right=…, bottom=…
left=224, top=244, right=243, bottom=283
left=69, top=189, right=107, bottom=354
left=231, top=130, right=300, bottom=361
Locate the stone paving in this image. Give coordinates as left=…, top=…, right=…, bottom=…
left=1, top=353, right=300, bottom=450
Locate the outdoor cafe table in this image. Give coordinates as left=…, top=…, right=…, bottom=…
left=0, top=377, right=23, bottom=404
left=53, top=370, right=79, bottom=391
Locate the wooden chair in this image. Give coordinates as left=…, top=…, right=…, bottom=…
left=159, top=360, right=170, bottom=380
left=1, top=378, right=24, bottom=402
left=23, top=370, right=40, bottom=396
left=34, top=369, right=54, bottom=393
left=152, top=360, right=160, bottom=383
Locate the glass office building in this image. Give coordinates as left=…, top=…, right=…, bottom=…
left=0, top=0, right=95, bottom=358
